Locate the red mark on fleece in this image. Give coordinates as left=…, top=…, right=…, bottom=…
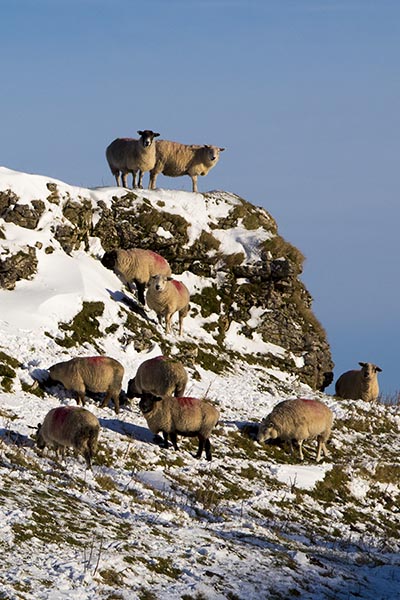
left=177, top=397, right=199, bottom=408
left=149, top=251, right=168, bottom=266
left=148, top=356, right=166, bottom=363
left=52, top=406, right=76, bottom=428
left=87, top=356, right=106, bottom=364
left=297, top=398, right=325, bottom=412
left=171, top=280, right=185, bottom=293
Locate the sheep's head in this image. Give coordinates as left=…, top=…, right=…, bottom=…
left=204, top=145, right=225, bottom=164
left=139, top=393, right=162, bottom=414
left=137, top=130, right=160, bottom=147
left=148, top=274, right=169, bottom=293
left=101, top=250, right=117, bottom=270
left=257, top=418, right=278, bottom=443
left=35, top=423, right=45, bottom=449
left=359, top=362, right=382, bottom=380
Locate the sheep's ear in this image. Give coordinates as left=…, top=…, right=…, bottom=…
left=359, top=362, right=367, bottom=367
left=154, top=132, right=160, bottom=137
left=137, top=130, right=144, bottom=136
left=167, top=276, right=173, bottom=281
left=219, top=147, right=225, bottom=152
left=375, top=366, right=382, bottom=372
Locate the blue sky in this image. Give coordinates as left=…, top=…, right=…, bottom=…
left=1, top=0, right=399, bottom=396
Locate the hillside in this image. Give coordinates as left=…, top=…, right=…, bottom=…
left=0, top=167, right=399, bottom=600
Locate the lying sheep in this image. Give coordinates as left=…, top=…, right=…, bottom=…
left=149, top=140, right=225, bottom=192
left=127, top=355, right=188, bottom=399
left=139, top=393, right=220, bottom=461
left=335, top=362, right=382, bottom=402
left=101, top=247, right=171, bottom=305
left=257, top=398, right=333, bottom=462
left=146, top=274, right=190, bottom=336
left=36, top=405, right=100, bottom=468
left=106, top=129, right=160, bottom=189
left=48, top=356, right=124, bottom=414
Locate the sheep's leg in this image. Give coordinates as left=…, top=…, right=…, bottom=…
left=298, top=440, right=304, bottom=461
left=82, top=446, right=92, bottom=469
left=100, top=392, right=111, bottom=409
left=135, top=280, right=146, bottom=305
left=112, top=392, right=120, bottom=415
left=131, top=170, right=138, bottom=189
left=113, top=171, right=121, bottom=187
left=76, top=391, right=86, bottom=407
left=149, top=170, right=157, bottom=190
left=191, top=175, right=198, bottom=193
left=204, top=439, right=212, bottom=461
left=316, top=438, right=329, bottom=462
left=162, top=431, right=169, bottom=449
left=169, top=432, right=179, bottom=451
left=195, top=436, right=204, bottom=459
left=137, top=170, right=144, bottom=189
left=165, top=313, right=172, bottom=334
left=121, top=171, right=128, bottom=188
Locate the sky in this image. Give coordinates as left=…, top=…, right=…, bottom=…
left=1, top=0, right=399, bottom=396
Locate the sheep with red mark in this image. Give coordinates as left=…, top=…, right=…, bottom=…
left=36, top=405, right=100, bottom=468
left=149, top=140, right=225, bottom=192
left=139, top=393, right=219, bottom=461
left=146, top=274, right=190, bottom=335
left=48, top=356, right=124, bottom=414
left=101, top=247, right=171, bottom=305
left=257, top=398, right=333, bottom=462
left=335, top=362, right=382, bottom=402
left=106, top=129, right=160, bottom=189
left=127, top=355, right=188, bottom=399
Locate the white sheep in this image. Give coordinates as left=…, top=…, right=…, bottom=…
left=257, top=398, right=333, bottom=462
left=149, top=140, right=225, bottom=192
left=139, top=393, right=220, bottom=461
left=146, top=274, right=190, bottom=336
left=48, top=356, right=124, bottom=414
left=335, top=362, right=382, bottom=402
left=127, top=355, right=188, bottom=399
left=36, top=405, right=100, bottom=468
left=101, top=247, right=172, bottom=305
left=106, top=129, right=160, bottom=189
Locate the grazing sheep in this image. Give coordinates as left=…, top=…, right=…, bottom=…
left=127, top=355, right=188, bottom=399
left=139, top=393, right=220, bottom=461
left=335, top=362, right=382, bottom=402
left=36, top=405, right=100, bottom=468
left=146, top=274, right=190, bottom=336
left=48, top=356, right=124, bottom=414
left=106, top=129, right=160, bottom=189
left=101, top=247, right=171, bottom=305
left=149, top=140, right=225, bottom=192
left=257, top=398, right=333, bottom=462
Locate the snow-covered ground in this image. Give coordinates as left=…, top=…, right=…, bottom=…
left=0, top=167, right=399, bottom=600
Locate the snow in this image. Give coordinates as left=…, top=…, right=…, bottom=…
left=0, top=167, right=399, bottom=600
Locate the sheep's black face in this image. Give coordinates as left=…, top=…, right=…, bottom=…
left=101, top=251, right=117, bottom=270
left=35, top=423, right=45, bottom=449
left=138, top=130, right=160, bottom=147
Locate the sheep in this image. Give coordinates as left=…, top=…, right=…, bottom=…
left=106, top=129, right=160, bottom=189
left=127, top=355, right=188, bottom=400
left=257, top=398, right=333, bottom=462
left=36, top=405, right=100, bottom=468
left=149, top=140, right=225, bottom=192
left=146, top=274, right=190, bottom=336
left=335, top=362, right=382, bottom=402
left=139, top=393, right=220, bottom=461
left=48, top=356, right=124, bottom=414
left=101, top=247, right=172, bottom=305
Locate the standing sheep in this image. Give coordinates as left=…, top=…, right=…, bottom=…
left=146, top=274, right=190, bottom=336
left=335, top=362, right=382, bottom=402
left=106, top=129, right=160, bottom=189
left=101, top=247, right=172, bottom=305
left=149, top=140, right=225, bottom=192
left=127, top=355, right=188, bottom=399
left=257, top=398, right=333, bottom=462
left=139, top=393, right=220, bottom=461
left=36, top=405, right=100, bottom=468
left=48, top=356, right=124, bottom=414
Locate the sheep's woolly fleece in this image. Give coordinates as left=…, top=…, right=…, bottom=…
left=0, top=167, right=399, bottom=600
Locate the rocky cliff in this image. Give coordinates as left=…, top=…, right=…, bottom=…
left=0, top=168, right=333, bottom=391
